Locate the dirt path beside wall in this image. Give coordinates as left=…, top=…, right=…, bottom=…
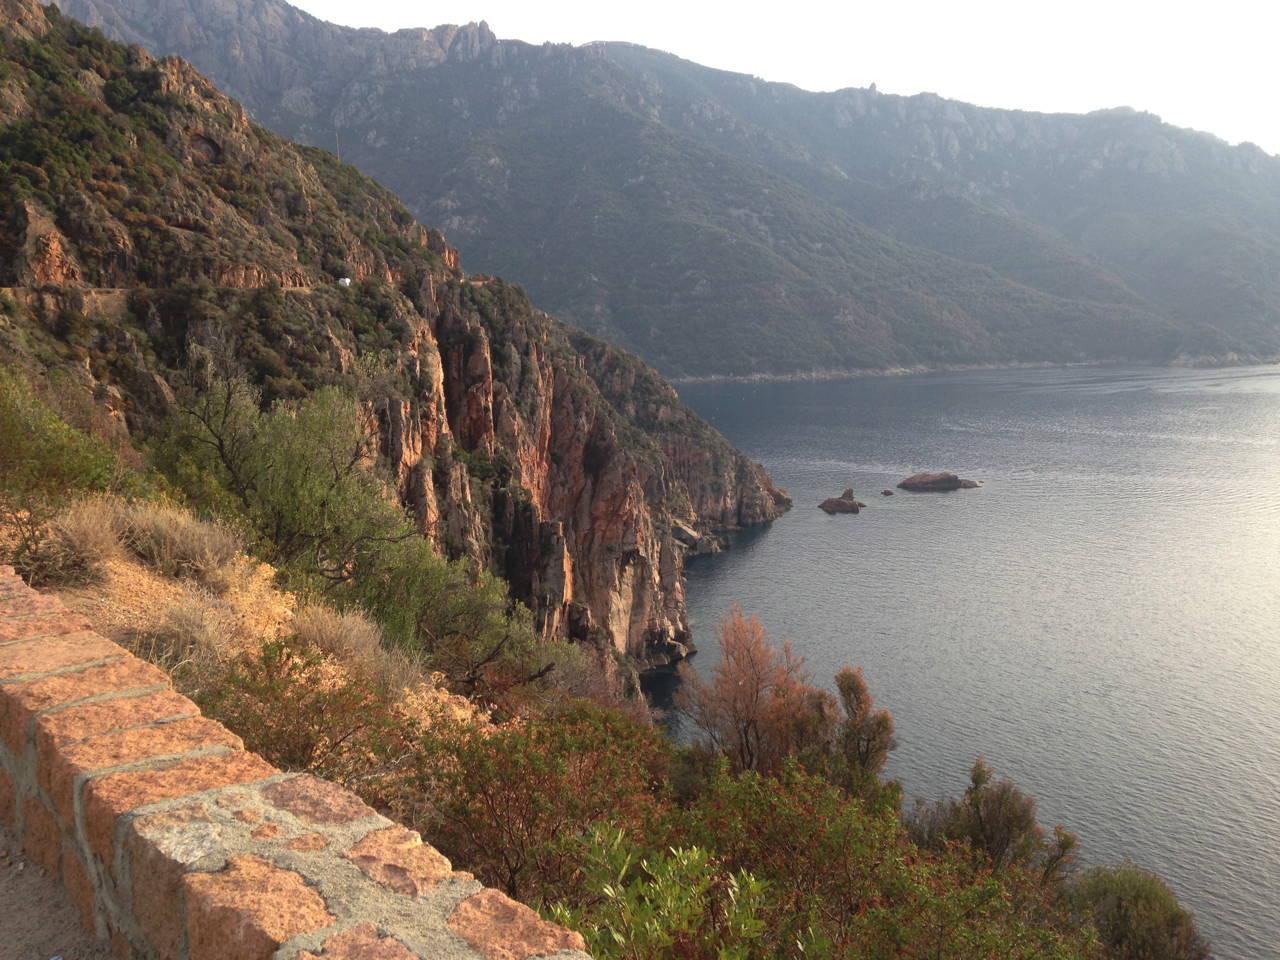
left=0, top=826, right=111, bottom=960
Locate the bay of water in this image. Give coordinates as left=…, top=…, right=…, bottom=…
left=676, top=366, right=1280, bottom=960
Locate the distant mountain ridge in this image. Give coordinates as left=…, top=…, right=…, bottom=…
left=53, top=0, right=1280, bottom=377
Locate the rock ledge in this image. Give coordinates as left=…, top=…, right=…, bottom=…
left=818, top=488, right=866, bottom=514
left=897, top=471, right=980, bottom=492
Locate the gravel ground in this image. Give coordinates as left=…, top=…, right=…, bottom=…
left=0, top=827, right=111, bottom=960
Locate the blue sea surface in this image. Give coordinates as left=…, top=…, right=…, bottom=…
left=676, top=366, right=1280, bottom=960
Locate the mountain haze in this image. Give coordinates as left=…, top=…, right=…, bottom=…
left=50, top=0, right=1280, bottom=377
left=0, top=0, right=788, bottom=668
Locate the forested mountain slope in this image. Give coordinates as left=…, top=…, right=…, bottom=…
left=51, top=0, right=1280, bottom=376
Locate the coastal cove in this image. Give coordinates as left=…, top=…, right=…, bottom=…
left=674, top=365, right=1280, bottom=960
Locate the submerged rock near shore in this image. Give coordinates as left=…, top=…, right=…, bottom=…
left=819, top=488, right=866, bottom=514
left=898, top=471, right=980, bottom=492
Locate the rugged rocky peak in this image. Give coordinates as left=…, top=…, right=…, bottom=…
left=51, top=0, right=502, bottom=104
left=1, top=0, right=48, bottom=36
left=13, top=202, right=83, bottom=286
left=150, top=51, right=253, bottom=131
left=389, top=20, right=497, bottom=64
left=0, top=2, right=788, bottom=668
left=352, top=269, right=791, bottom=666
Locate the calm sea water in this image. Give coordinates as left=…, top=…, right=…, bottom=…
left=675, top=366, right=1280, bottom=960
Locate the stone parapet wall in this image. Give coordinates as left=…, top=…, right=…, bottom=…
left=0, top=565, right=589, bottom=960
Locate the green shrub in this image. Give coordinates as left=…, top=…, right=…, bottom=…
left=201, top=638, right=414, bottom=791
left=679, top=762, right=904, bottom=951
left=678, top=763, right=1090, bottom=958
left=351, top=535, right=548, bottom=700
left=1069, top=865, right=1209, bottom=960
left=246, top=387, right=397, bottom=573
left=159, top=373, right=552, bottom=701
left=158, top=377, right=405, bottom=579
left=549, top=825, right=768, bottom=960
left=418, top=704, right=670, bottom=903
left=0, top=366, right=120, bottom=502
left=907, top=757, right=1079, bottom=885
left=0, top=366, right=125, bottom=577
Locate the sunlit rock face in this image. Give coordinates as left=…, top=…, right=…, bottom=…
left=372, top=248, right=790, bottom=666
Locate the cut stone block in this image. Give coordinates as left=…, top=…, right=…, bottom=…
left=183, top=855, right=335, bottom=960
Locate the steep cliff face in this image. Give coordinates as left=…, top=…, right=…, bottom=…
left=0, top=0, right=788, bottom=667
left=373, top=269, right=790, bottom=665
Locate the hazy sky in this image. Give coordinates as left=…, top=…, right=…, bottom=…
left=291, top=0, right=1280, bottom=154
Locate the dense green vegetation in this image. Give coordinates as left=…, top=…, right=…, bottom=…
left=0, top=2, right=441, bottom=294
left=1070, top=865, right=1210, bottom=960
left=154, top=372, right=568, bottom=704
left=0, top=365, right=139, bottom=579
left=64, top=0, right=1280, bottom=376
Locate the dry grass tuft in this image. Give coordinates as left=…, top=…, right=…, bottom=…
left=16, top=496, right=122, bottom=586
left=114, top=500, right=241, bottom=591
left=293, top=605, right=383, bottom=662
left=118, top=584, right=227, bottom=696
left=12, top=496, right=244, bottom=592
left=50, top=549, right=295, bottom=683
left=293, top=604, right=421, bottom=695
